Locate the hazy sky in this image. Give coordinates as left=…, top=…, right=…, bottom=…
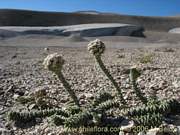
left=0, top=0, right=180, bottom=16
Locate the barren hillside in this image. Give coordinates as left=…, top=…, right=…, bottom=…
left=1, top=9, right=180, bottom=31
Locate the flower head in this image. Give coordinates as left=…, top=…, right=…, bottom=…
left=43, top=53, right=65, bottom=73
left=88, top=39, right=105, bottom=56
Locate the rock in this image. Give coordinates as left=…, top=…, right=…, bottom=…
left=120, top=119, right=135, bottom=132
left=79, top=93, right=94, bottom=100
left=124, top=90, right=132, bottom=100
left=12, top=94, right=20, bottom=100
left=0, top=123, right=4, bottom=129
left=14, top=89, right=25, bottom=96
left=79, top=99, right=87, bottom=105
left=11, top=55, right=17, bottom=59
left=177, top=126, right=180, bottom=134
left=172, top=80, right=180, bottom=88
left=60, top=96, right=69, bottom=103
left=44, top=47, right=49, bottom=51
left=155, top=47, right=175, bottom=52
left=79, top=94, right=86, bottom=100
left=14, top=61, right=20, bottom=65
left=162, top=48, right=175, bottom=52
left=138, top=131, right=146, bottom=135
left=6, top=85, right=14, bottom=93
left=47, top=133, right=55, bottom=135
left=29, top=86, right=47, bottom=97
left=147, top=125, right=178, bottom=135
left=167, top=115, right=180, bottom=126
left=117, top=54, right=125, bottom=58
left=146, top=128, right=163, bottom=135
left=119, top=131, right=125, bottom=135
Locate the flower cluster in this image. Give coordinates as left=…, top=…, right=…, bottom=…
left=88, top=39, right=105, bottom=56
left=43, top=53, right=65, bottom=73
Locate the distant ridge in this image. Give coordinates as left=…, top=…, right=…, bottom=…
left=0, top=9, right=180, bottom=31
left=74, top=10, right=101, bottom=14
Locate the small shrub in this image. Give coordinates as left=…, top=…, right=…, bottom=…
left=138, top=53, right=154, bottom=64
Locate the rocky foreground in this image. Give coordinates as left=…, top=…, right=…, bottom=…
left=0, top=42, right=180, bottom=134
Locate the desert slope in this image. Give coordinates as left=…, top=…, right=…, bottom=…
left=0, top=9, right=180, bottom=31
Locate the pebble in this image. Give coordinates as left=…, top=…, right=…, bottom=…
left=146, top=128, right=163, bottom=135
left=12, top=94, right=20, bottom=100
left=172, top=80, right=180, bottom=88
left=138, top=131, right=146, bottom=135
left=120, top=119, right=135, bottom=132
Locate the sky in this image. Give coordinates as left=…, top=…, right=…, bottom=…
left=0, top=0, right=180, bottom=16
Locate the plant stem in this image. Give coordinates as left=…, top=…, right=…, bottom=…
left=95, top=55, right=126, bottom=104
left=57, top=71, right=80, bottom=107
left=131, top=79, right=147, bottom=104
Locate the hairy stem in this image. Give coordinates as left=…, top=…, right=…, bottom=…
left=131, top=80, right=148, bottom=104
left=129, top=68, right=147, bottom=104
left=95, top=55, right=126, bottom=104
left=57, top=71, right=80, bottom=107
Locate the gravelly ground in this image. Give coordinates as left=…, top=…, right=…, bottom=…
left=0, top=41, right=180, bottom=134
